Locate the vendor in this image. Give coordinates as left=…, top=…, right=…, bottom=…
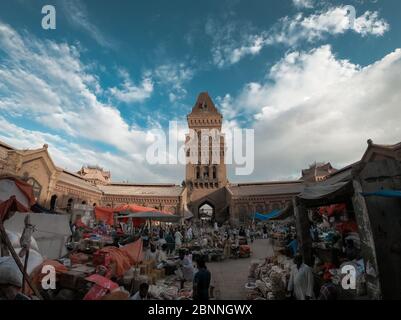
left=175, top=249, right=194, bottom=288
left=0, top=257, right=30, bottom=300
left=130, top=283, right=150, bottom=300
left=144, top=243, right=157, bottom=261
left=157, top=244, right=168, bottom=264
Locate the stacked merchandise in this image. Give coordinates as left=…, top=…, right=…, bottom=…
left=310, top=204, right=367, bottom=298
left=245, top=255, right=294, bottom=300
left=268, top=220, right=296, bottom=251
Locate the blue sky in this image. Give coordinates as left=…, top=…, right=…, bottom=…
left=0, top=0, right=400, bottom=183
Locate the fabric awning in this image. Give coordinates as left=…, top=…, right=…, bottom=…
left=298, top=181, right=350, bottom=200
left=94, top=207, right=114, bottom=225
left=0, top=196, right=30, bottom=223
left=254, top=209, right=281, bottom=221
left=362, top=189, right=401, bottom=198
left=116, top=211, right=180, bottom=223
left=0, top=177, right=36, bottom=209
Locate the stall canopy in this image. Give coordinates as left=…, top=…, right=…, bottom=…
left=297, top=180, right=353, bottom=207
left=116, top=211, right=180, bottom=223
left=114, top=204, right=180, bottom=223
left=114, top=204, right=158, bottom=214
left=1, top=196, right=29, bottom=223
left=254, top=209, right=281, bottom=221
left=0, top=176, right=35, bottom=211
left=94, top=206, right=114, bottom=225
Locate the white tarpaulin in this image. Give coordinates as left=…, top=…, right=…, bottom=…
left=4, top=212, right=71, bottom=259
left=0, top=179, right=29, bottom=207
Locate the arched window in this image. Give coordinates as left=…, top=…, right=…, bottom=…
left=196, top=166, right=200, bottom=179
left=212, top=166, right=217, bottom=179
left=26, top=177, right=42, bottom=200
left=203, top=166, right=209, bottom=179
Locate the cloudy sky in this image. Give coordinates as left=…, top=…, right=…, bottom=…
left=0, top=0, right=400, bottom=183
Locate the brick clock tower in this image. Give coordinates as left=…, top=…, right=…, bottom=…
left=185, top=92, right=229, bottom=222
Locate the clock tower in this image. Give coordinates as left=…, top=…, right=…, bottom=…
left=185, top=92, right=229, bottom=222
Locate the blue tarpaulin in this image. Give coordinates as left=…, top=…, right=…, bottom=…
left=254, top=209, right=281, bottom=221
left=361, top=189, right=401, bottom=198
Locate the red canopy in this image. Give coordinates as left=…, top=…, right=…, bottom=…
left=114, top=204, right=158, bottom=213
left=94, top=206, right=114, bottom=225
left=0, top=176, right=36, bottom=208
left=0, top=196, right=30, bottom=223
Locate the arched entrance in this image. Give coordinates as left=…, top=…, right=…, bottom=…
left=50, top=194, right=57, bottom=211
left=198, top=202, right=215, bottom=222
left=67, top=198, right=74, bottom=213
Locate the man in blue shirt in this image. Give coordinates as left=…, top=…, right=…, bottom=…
left=193, top=258, right=211, bottom=301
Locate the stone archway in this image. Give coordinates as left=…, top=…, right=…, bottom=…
left=198, top=201, right=215, bottom=222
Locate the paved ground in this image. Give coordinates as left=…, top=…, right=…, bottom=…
left=207, top=239, right=274, bottom=300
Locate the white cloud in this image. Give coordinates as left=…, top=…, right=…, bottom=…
left=109, top=69, right=153, bottom=103
left=206, top=19, right=265, bottom=68
left=268, top=6, right=389, bottom=46
left=229, top=45, right=401, bottom=181
left=292, top=0, right=315, bottom=9
left=207, top=6, right=389, bottom=67
left=0, top=21, right=151, bottom=161
left=153, top=63, right=194, bottom=101
left=0, top=22, right=192, bottom=183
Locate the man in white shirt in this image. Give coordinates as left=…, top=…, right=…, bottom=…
left=186, top=226, right=193, bottom=241
left=175, top=229, right=183, bottom=251
left=175, top=250, right=194, bottom=288
left=287, top=254, right=314, bottom=300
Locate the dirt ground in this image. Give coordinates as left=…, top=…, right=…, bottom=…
left=207, top=238, right=275, bottom=300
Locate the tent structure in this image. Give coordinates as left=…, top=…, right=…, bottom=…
left=116, top=211, right=180, bottom=223
left=94, top=206, right=114, bottom=225
left=114, top=204, right=158, bottom=214
left=254, top=210, right=281, bottom=221
left=114, top=204, right=180, bottom=224
left=0, top=176, right=35, bottom=213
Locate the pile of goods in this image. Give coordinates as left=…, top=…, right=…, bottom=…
left=245, top=255, right=294, bottom=300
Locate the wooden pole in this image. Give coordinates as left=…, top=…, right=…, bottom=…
left=0, top=223, right=43, bottom=299
left=22, top=249, right=30, bottom=294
